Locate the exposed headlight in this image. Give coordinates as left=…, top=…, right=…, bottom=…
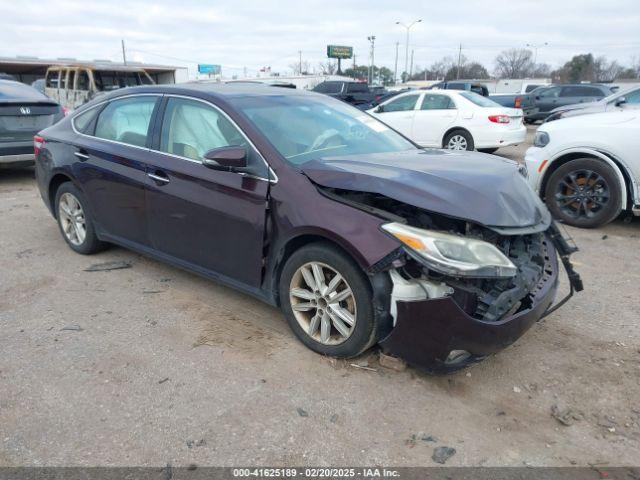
left=381, top=223, right=517, bottom=278
left=534, top=131, right=550, bottom=147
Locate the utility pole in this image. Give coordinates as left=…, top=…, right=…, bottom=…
left=367, top=35, right=376, bottom=84
left=456, top=44, right=462, bottom=79
left=396, top=19, right=422, bottom=82
left=121, top=39, right=127, bottom=65
left=393, top=41, right=399, bottom=84
left=298, top=50, right=302, bottom=75
left=353, top=54, right=357, bottom=79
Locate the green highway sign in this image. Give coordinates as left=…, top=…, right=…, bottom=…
left=327, top=45, right=353, bottom=59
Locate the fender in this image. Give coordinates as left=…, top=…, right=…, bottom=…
left=547, top=147, right=638, bottom=212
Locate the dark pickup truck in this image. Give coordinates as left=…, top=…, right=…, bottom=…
left=312, top=81, right=376, bottom=106
left=429, top=81, right=538, bottom=122
left=489, top=93, right=538, bottom=122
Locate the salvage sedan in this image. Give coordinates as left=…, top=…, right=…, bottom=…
left=34, top=84, right=583, bottom=373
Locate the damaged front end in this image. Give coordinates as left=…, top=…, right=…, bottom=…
left=321, top=187, right=583, bottom=374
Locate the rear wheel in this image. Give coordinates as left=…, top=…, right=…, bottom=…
left=443, top=130, right=474, bottom=151
left=55, top=182, right=105, bottom=254
left=279, top=243, right=381, bottom=358
left=544, top=158, right=622, bottom=228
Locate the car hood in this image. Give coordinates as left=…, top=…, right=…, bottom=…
left=301, top=149, right=551, bottom=229
left=550, top=101, right=605, bottom=114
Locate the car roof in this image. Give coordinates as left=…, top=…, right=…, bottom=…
left=103, top=82, right=311, bottom=100
left=0, top=79, right=53, bottom=102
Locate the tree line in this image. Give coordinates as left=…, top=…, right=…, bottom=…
left=292, top=48, right=640, bottom=85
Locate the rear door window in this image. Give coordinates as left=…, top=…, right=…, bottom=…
left=346, top=83, right=368, bottom=93
left=383, top=94, right=420, bottom=112
left=420, top=94, right=455, bottom=110
left=94, top=96, right=158, bottom=147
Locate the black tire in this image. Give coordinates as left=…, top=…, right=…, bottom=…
left=544, top=158, right=622, bottom=228
left=443, top=129, right=474, bottom=151
left=54, top=182, right=105, bottom=254
left=279, top=242, right=382, bottom=358
left=478, top=148, right=499, bottom=154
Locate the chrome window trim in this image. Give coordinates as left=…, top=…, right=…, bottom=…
left=70, top=92, right=278, bottom=184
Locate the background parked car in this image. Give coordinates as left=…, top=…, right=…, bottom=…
left=428, top=81, right=489, bottom=96
left=0, top=79, right=64, bottom=168
left=369, top=89, right=525, bottom=153
left=525, top=110, right=640, bottom=228
left=31, top=78, right=46, bottom=94
left=312, top=80, right=376, bottom=106
left=545, top=85, right=640, bottom=122
left=529, top=84, right=614, bottom=122
left=45, top=64, right=155, bottom=110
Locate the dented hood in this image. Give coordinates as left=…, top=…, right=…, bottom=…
left=301, top=149, right=550, bottom=229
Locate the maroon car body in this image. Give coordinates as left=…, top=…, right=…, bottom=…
left=34, top=84, right=582, bottom=373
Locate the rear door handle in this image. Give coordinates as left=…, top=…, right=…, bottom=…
left=147, top=171, right=170, bottom=184
left=74, top=150, right=89, bottom=161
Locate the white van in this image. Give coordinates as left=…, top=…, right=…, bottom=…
left=44, top=65, right=154, bottom=110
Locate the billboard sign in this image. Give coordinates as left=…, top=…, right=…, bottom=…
left=327, top=45, right=353, bottom=59
left=198, top=64, right=221, bottom=75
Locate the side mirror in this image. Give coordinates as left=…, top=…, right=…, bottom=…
left=615, top=97, right=627, bottom=107
left=202, top=146, right=247, bottom=170
left=376, top=105, right=384, bottom=113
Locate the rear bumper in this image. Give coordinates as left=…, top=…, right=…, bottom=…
left=0, top=153, right=35, bottom=167
left=379, top=244, right=559, bottom=374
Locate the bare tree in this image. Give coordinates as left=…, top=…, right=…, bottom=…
left=494, top=48, right=534, bottom=78
left=317, top=60, right=338, bottom=75
left=594, top=56, right=624, bottom=82
left=289, top=60, right=311, bottom=75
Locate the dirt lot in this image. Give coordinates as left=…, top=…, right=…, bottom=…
left=1, top=131, right=639, bottom=467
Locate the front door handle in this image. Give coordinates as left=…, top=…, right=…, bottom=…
left=147, top=171, right=170, bottom=184
left=74, top=150, right=89, bottom=161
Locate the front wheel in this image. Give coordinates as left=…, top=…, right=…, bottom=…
left=544, top=158, right=622, bottom=228
left=279, top=243, right=382, bottom=358
left=443, top=130, right=474, bottom=151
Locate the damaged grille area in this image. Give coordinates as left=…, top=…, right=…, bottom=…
left=320, top=187, right=554, bottom=322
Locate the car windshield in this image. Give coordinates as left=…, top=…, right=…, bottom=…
left=230, top=93, right=415, bottom=165
left=603, top=86, right=639, bottom=104
left=459, top=91, right=502, bottom=107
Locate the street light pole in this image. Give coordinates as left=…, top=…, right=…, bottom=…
left=396, top=19, right=422, bottom=82
left=367, top=35, right=376, bottom=84
left=526, top=42, right=549, bottom=66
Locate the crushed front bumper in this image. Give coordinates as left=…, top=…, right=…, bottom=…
left=379, top=231, right=570, bottom=374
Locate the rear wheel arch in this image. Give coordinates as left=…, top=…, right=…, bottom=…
left=541, top=151, right=631, bottom=210
left=442, top=127, right=474, bottom=149
left=48, top=173, right=76, bottom=218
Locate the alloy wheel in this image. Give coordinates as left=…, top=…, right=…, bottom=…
left=289, top=262, right=356, bottom=345
left=447, top=135, right=468, bottom=150
left=58, top=192, right=87, bottom=246
left=554, top=169, right=610, bottom=219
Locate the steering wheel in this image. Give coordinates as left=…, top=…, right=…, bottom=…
left=306, top=129, right=344, bottom=153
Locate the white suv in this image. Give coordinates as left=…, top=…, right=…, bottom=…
left=525, top=110, right=640, bottom=228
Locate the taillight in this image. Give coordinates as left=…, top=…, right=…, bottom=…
left=33, top=135, right=45, bottom=157
left=62, top=107, right=70, bottom=116
left=514, top=96, right=522, bottom=108
left=488, top=115, right=510, bottom=124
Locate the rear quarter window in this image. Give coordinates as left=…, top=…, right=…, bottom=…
left=72, top=107, right=100, bottom=134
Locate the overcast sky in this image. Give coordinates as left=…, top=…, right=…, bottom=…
left=1, top=0, right=639, bottom=78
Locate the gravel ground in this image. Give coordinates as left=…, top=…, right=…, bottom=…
left=1, top=131, right=639, bottom=466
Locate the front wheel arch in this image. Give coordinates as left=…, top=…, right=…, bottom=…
left=540, top=151, right=629, bottom=211
left=270, top=233, right=370, bottom=307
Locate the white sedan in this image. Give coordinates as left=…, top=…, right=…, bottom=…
left=525, top=110, right=640, bottom=228
left=367, top=89, right=526, bottom=153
